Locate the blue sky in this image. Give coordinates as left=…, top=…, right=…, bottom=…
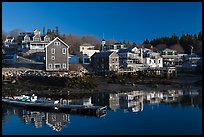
left=2, top=2, right=202, bottom=43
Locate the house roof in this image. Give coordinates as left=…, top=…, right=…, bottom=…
left=45, top=37, right=69, bottom=48
left=4, top=48, right=17, bottom=54
left=162, top=48, right=177, bottom=52
left=81, top=43, right=94, bottom=47
left=118, top=47, right=136, bottom=53
left=92, top=51, right=114, bottom=58
left=6, top=37, right=14, bottom=39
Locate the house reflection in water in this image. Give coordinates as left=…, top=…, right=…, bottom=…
left=22, top=110, right=70, bottom=131
left=108, top=90, right=200, bottom=112
left=109, top=91, right=144, bottom=113
left=46, top=112, right=70, bottom=132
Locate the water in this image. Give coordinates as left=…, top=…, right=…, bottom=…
left=2, top=90, right=202, bottom=135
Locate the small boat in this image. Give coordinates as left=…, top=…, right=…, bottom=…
left=2, top=95, right=107, bottom=117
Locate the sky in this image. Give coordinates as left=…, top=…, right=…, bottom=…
left=2, top=2, right=202, bottom=43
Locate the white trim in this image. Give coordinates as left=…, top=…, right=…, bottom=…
left=54, top=63, right=61, bottom=69
left=62, top=48, right=66, bottom=54
left=51, top=48, right=55, bottom=54
left=49, top=64, right=52, bottom=69
left=51, top=56, right=55, bottom=60
left=45, top=37, right=69, bottom=49
left=54, top=41, right=61, bottom=46
left=62, top=63, right=66, bottom=69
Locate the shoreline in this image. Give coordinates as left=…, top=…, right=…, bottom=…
left=2, top=72, right=202, bottom=98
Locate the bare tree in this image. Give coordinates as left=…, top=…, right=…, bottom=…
left=2, top=31, right=8, bottom=41
left=169, top=44, right=184, bottom=53
left=155, top=44, right=167, bottom=52
left=9, top=29, right=23, bottom=39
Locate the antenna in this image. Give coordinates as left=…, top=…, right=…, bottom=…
left=103, top=33, right=104, bottom=39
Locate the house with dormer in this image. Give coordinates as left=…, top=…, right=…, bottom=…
left=19, top=29, right=51, bottom=51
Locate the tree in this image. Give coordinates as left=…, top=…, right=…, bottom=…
left=143, top=39, right=150, bottom=44
left=9, top=29, right=23, bottom=39
left=55, top=26, right=59, bottom=36
left=43, top=26, right=46, bottom=35
left=198, top=31, right=202, bottom=41
left=2, top=31, right=7, bottom=41
left=169, top=44, right=184, bottom=53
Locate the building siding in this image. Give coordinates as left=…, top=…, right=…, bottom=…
left=46, top=38, right=69, bottom=71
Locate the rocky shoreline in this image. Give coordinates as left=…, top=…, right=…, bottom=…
left=2, top=72, right=202, bottom=99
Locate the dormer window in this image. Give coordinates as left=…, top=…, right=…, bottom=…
left=24, top=35, right=30, bottom=42
left=44, top=36, right=50, bottom=42
left=34, top=37, right=41, bottom=42
left=45, top=37, right=50, bottom=42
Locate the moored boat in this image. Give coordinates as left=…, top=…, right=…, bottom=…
left=2, top=95, right=107, bottom=117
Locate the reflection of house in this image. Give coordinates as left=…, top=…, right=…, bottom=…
left=22, top=111, right=46, bottom=128
left=109, top=93, right=120, bottom=111
left=146, top=92, right=163, bottom=104
left=46, top=113, right=70, bottom=132
left=65, top=97, right=93, bottom=106
left=109, top=91, right=144, bottom=112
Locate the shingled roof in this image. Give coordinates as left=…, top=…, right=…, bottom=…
left=92, top=51, right=114, bottom=58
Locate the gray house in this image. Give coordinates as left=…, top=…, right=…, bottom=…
left=91, top=51, right=119, bottom=73
left=45, top=37, right=69, bottom=71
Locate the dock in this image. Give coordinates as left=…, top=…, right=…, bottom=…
left=2, top=98, right=107, bottom=117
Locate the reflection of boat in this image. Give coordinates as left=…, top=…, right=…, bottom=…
left=2, top=95, right=107, bottom=117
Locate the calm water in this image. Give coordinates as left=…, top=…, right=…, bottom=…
left=2, top=90, right=202, bottom=135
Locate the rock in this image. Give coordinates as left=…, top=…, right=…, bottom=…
left=11, top=79, right=16, bottom=84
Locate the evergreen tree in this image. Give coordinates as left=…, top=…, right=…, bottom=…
left=198, top=31, right=202, bottom=41
left=55, top=26, right=59, bottom=36
left=43, top=26, right=46, bottom=35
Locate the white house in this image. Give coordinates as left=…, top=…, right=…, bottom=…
left=4, top=37, right=15, bottom=47
left=79, top=43, right=99, bottom=64
left=144, top=52, right=163, bottom=68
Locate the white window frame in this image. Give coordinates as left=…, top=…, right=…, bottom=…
left=54, top=63, right=61, bottom=69
left=51, top=48, right=55, bottom=54
left=62, top=63, right=66, bottom=69
left=62, top=48, right=66, bottom=54
left=54, top=41, right=60, bottom=46
left=34, top=37, right=41, bottom=42
left=48, top=64, right=52, bottom=69
left=51, top=56, right=55, bottom=60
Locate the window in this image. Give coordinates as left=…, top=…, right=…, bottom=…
left=54, top=64, right=61, bottom=69
left=62, top=48, right=66, bottom=54
left=51, top=48, right=55, bottom=54
left=62, top=63, right=66, bottom=69
left=48, top=64, right=52, bottom=69
left=158, top=60, right=160, bottom=63
left=54, top=41, right=60, bottom=46
left=51, top=56, right=55, bottom=60
left=52, top=115, right=56, bottom=121
left=34, top=37, right=40, bottom=42
left=44, top=36, right=50, bottom=42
